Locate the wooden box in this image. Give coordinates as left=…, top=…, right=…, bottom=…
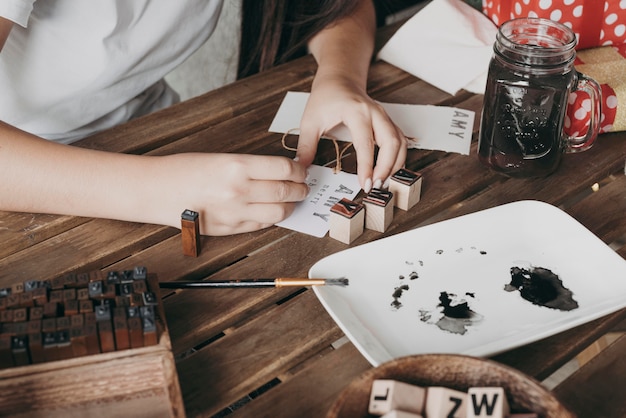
left=0, top=272, right=185, bottom=418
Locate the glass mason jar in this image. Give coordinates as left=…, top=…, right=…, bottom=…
left=477, top=18, right=601, bottom=178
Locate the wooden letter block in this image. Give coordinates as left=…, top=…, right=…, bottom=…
left=381, top=411, right=424, bottom=418
left=368, top=379, right=426, bottom=416
left=181, top=209, right=201, bottom=257
left=329, top=198, right=365, bottom=244
left=388, top=168, right=422, bottom=211
left=363, top=188, right=395, bottom=232
left=425, top=387, right=467, bottom=418
left=466, top=387, right=510, bottom=418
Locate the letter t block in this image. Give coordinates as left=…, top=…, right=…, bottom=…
left=388, top=168, right=422, bottom=211
left=329, top=198, right=365, bottom=244
left=368, top=379, right=426, bottom=416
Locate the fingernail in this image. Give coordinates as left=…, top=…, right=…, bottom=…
left=293, top=156, right=300, bottom=162
left=373, top=179, right=382, bottom=190
left=364, top=178, right=372, bottom=193
left=382, top=177, right=390, bottom=189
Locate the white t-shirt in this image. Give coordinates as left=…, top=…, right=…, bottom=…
left=0, top=0, right=223, bottom=143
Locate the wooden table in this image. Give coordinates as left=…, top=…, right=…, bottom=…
left=1, top=24, right=625, bottom=418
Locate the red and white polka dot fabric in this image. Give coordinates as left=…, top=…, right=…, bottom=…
left=483, top=0, right=626, bottom=49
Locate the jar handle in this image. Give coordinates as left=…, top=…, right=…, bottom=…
left=566, top=73, right=602, bottom=153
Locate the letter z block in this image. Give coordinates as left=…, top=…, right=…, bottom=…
left=425, top=386, right=467, bottom=418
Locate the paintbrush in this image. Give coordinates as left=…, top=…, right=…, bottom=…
left=159, top=278, right=349, bottom=289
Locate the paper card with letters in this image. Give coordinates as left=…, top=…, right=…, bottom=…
left=269, top=91, right=473, bottom=156
left=276, top=164, right=360, bottom=237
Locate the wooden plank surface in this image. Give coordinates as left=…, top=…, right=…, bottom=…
left=553, top=333, right=626, bottom=418
left=0, top=19, right=625, bottom=418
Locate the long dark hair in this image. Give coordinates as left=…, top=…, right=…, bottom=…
left=237, top=0, right=361, bottom=79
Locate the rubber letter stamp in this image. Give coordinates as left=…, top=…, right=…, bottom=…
left=181, top=209, right=201, bottom=257
left=363, top=188, right=394, bottom=232
left=389, top=168, right=422, bottom=211
left=329, top=198, right=365, bottom=244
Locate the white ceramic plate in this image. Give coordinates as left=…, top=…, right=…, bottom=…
left=310, top=200, right=626, bottom=366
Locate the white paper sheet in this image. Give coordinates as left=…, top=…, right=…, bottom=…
left=377, top=0, right=497, bottom=95
left=276, top=165, right=360, bottom=237
left=269, top=91, right=473, bottom=155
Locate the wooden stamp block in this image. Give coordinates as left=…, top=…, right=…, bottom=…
left=28, top=332, right=44, bottom=364
left=56, top=330, right=73, bottom=361
left=127, top=316, right=144, bottom=348
left=11, top=282, right=24, bottom=294
left=55, top=316, right=71, bottom=331
left=42, top=302, right=62, bottom=318
left=381, top=411, right=424, bottom=418
left=425, top=386, right=467, bottom=418
left=0, top=309, right=13, bottom=323
left=0, top=335, right=14, bottom=369
left=388, top=168, right=423, bottom=211
left=466, top=387, right=510, bottom=418
left=6, top=294, right=20, bottom=309
left=11, top=336, right=30, bottom=366
left=140, top=306, right=157, bottom=346
left=12, top=308, right=27, bottom=323
left=97, top=320, right=115, bottom=353
left=181, top=209, right=201, bottom=257
left=62, top=273, right=78, bottom=288
left=84, top=323, right=100, bottom=355
left=26, top=319, right=41, bottom=335
left=62, top=288, right=76, bottom=301
left=0, top=297, right=6, bottom=311
left=18, top=292, right=34, bottom=308
left=65, top=299, right=79, bottom=316
left=76, top=287, right=90, bottom=301
left=79, top=299, right=93, bottom=314
left=113, top=307, right=130, bottom=350
left=70, top=326, right=88, bottom=357
left=49, top=289, right=63, bottom=304
left=133, top=280, right=148, bottom=294
left=75, top=273, right=90, bottom=287
left=88, top=281, right=104, bottom=299
left=363, top=188, right=395, bottom=232
left=31, top=287, right=48, bottom=306
left=29, top=306, right=44, bottom=321
left=329, top=198, right=365, bottom=244
left=42, top=332, right=59, bottom=362
left=368, top=379, right=426, bottom=416
left=41, top=317, right=57, bottom=333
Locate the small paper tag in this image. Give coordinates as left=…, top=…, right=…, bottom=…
left=269, top=91, right=474, bottom=155
left=276, top=165, right=360, bottom=237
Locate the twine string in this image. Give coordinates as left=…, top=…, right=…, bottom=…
left=281, top=128, right=353, bottom=174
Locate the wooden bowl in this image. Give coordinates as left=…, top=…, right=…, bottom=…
left=327, top=354, right=575, bottom=418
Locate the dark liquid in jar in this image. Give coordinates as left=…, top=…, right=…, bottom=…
left=478, top=57, right=574, bottom=177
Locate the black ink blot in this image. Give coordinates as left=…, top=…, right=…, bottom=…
left=436, top=250, right=444, bottom=255
left=480, top=250, right=487, bottom=255
left=505, top=266, right=578, bottom=311
left=408, top=271, right=418, bottom=280
left=391, top=284, right=409, bottom=309
left=419, top=291, right=483, bottom=335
